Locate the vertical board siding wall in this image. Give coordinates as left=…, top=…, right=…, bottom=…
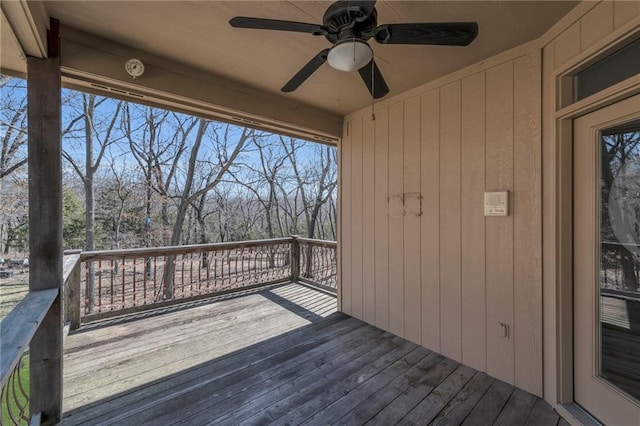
left=341, top=50, right=542, bottom=396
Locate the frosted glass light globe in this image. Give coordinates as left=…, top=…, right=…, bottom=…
left=327, top=40, right=372, bottom=72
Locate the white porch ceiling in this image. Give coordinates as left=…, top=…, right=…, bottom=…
left=2, top=1, right=578, bottom=116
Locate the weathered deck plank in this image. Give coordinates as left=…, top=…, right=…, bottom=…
left=524, top=398, right=561, bottom=425
left=399, top=365, right=477, bottom=424
left=430, top=371, right=495, bottom=425
left=61, top=283, right=562, bottom=426
left=494, top=388, right=538, bottom=425
left=462, top=379, right=514, bottom=425
left=64, top=316, right=360, bottom=425
left=364, top=357, right=460, bottom=425
left=222, top=338, right=417, bottom=425
left=152, top=327, right=391, bottom=424
left=322, top=351, right=442, bottom=425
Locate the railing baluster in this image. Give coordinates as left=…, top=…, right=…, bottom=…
left=110, top=259, right=115, bottom=311
left=220, top=251, right=224, bottom=289
left=197, top=252, right=202, bottom=293
left=97, top=260, right=103, bottom=312
left=172, top=256, right=177, bottom=300
left=234, top=249, right=239, bottom=286
left=204, top=251, right=210, bottom=291
left=188, top=252, right=192, bottom=295
left=2, top=353, right=30, bottom=425
left=84, top=263, right=89, bottom=315
left=241, top=248, right=246, bottom=285
left=133, top=257, right=137, bottom=306
left=121, top=258, right=125, bottom=309
left=142, top=256, right=147, bottom=305
left=180, top=255, right=184, bottom=296
left=227, top=250, right=232, bottom=288
left=153, top=257, right=158, bottom=303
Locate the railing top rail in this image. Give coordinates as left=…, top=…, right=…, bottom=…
left=0, top=289, right=58, bottom=389
left=63, top=254, right=81, bottom=284
left=79, top=237, right=295, bottom=261
left=296, top=237, right=337, bottom=248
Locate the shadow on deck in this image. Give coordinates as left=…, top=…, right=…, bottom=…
left=61, top=283, right=562, bottom=425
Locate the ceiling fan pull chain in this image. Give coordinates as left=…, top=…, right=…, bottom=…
left=353, top=37, right=357, bottom=62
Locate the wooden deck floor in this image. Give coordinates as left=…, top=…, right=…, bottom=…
left=61, top=283, right=564, bottom=425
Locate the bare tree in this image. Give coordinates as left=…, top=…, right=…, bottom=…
left=61, top=93, right=123, bottom=312
left=163, top=122, right=254, bottom=297
left=103, top=158, right=134, bottom=251
left=210, top=185, right=261, bottom=242
left=281, top=137, right=337, bottom=239
left=0, top=78, right=29, bottom=255
left=0, top=78, right=28, bottom=206
left=124, top=104, right=174, bottom=247
left=169, top=122, right=253, bottom=245
left=231, top=136, right=287, bottom=239
left=0, top=177, right=28, bottom=255
left=62, top=93, right=124, bottom=252
left=151, top=113, right=197, bottom=244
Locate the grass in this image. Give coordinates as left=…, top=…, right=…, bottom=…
left=0, top=272, right=29, bottom=320
left=1, top=355, right=29, bottom=426
left=1, top=269, right=32, bottom=424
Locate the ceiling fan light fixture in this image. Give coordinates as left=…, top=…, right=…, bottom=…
left=327, top=40, right=372, bottom=72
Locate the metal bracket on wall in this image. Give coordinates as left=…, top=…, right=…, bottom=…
left=388, top=192, right=422, bottom=217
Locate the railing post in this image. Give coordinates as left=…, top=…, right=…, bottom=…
left=63, top=253, right=82, bottom=331
left=66, top=261, right=81, bottom=330
left=291, top=236, right=300, bottom=283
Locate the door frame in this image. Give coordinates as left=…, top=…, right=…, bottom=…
left=553, top=22, right=640, bottom=421
left=572, top=96, right=640, bottom=425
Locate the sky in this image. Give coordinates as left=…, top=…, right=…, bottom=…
left=1, top=74, right=335, bottom=191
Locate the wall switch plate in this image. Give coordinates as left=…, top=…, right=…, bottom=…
left=484, top=191, right=509, bottom=216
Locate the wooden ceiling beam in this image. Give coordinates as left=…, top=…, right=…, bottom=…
left=58, top=25, right=343, bottom=143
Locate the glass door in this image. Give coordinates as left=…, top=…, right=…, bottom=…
left=573, top=94, right=640, bottom=425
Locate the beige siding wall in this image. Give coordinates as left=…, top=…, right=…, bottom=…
left=339, top=0, right=639, bottom=403
left=541, top=0, right=640, bottom=404
left=341, top=49, right=542, bottom=396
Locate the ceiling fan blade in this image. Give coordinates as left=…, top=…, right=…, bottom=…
left=230, top=17, right=327, bottom=35
left=374, top=22, right=478, bottom=46
left=347, top=1, right=377, bottom=22
left=282, top=49, right=330, bottom=93
left=358, top=60, right=389, bottom=99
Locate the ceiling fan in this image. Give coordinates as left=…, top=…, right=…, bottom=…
left=229, top=0, right=478, bottom=99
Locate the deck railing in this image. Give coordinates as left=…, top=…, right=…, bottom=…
left=64, top=237, right=337, bottom=325
left=0, top=255, right=79, bottom=426
left=298, top=238, right=338, bottom=293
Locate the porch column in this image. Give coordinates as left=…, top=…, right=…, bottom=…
left=28, top=20, right=63, bottom=424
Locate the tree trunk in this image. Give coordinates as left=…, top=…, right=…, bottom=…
left=83, top=98, right=96, bottom=313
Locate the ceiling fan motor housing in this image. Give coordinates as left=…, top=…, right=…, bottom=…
left=322, top=1, right=377, bottom=43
